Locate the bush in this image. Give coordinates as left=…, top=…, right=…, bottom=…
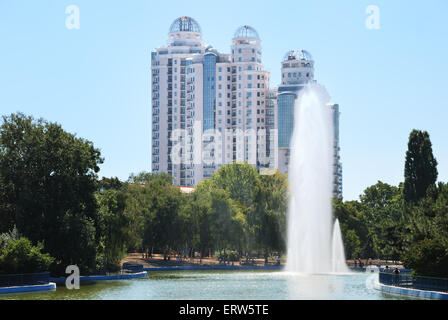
left=0, top=226, right=20, bottom=250
left=402, top=238, right=448, bottom=277
left=214, top=250, right=239, bottom=262
left=0, top=237, right=54, bottom=274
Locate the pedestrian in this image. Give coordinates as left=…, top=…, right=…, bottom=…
left=393, top=267, right=400, bottom=286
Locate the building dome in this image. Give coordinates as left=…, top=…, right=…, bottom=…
left=283, top=50, right=313, bottom=62
left=233, top=25, right=260, bottom=40
left=169, top=16, right=201, bottom=34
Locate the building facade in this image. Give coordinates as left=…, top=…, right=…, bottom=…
left=151, top=17, right=277, bottom=186
left=276, top=50, right=342, bottom=198
left=151, top=17, right=341, bottom=197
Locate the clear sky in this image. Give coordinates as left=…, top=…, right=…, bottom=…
left=0, top=0, right=447, bottom=201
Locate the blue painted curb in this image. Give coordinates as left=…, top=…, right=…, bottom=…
left=374, top=281, right=448, bottom=300
left=144, top=265, right=284, bottom=272
left=0, top=282, right=56, bottom=294
left=350, top=267, right=411, bottom=273
left=50, top=271, right=147, bottom=284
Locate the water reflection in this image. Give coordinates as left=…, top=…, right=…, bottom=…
left=285, top=273, right=343, bottom=299
left=0, top=271, right=411, bottom=300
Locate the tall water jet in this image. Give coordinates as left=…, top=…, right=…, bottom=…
left=331, top=219, right=350, bottom=273
left=286, top=83, right=346, bottom=274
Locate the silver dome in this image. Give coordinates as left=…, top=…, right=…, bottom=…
left=283, top=50, right=313, bottom=62
left=169, top=16, right=201, bottom=33
left=233, top=25, right=260, bottom=40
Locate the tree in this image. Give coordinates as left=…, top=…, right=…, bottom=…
left=0, top=113, right=103, bottom=274
left=0, top=226, right=20, bottom=251
left=0, top=175, right=14, bottom=234
left=360, top=181, right=404, bottom=260
left=97, top=177, right=123, bottom=191
left=210, top=163, right=260, bottom=208
left=333, top=198, right=370, bottom=258
left=402, top=238, right=448, bottom=277
left=402, top=183, right=448, bottom=276
left=130, top=173, right=184, bottom=257
left=191, top=179, right=247, bottom=257
left=403, top=130, right=438, bottom=204
left=96, top=189, right=130, bottom=271
left=342, top=229, right=361, bottom=259
left=248, top=172, right=288, bottom=254
left=182, top=194, right=214, bottom=258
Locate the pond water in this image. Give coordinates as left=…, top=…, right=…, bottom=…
left=0, top=270, right=412, bottom=300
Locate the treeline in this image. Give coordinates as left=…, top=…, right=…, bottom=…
left=1, top=113, right=447, bottom=278
left=122, top=164, right=288, bottom=260
left=0, top=113, right=115, bottom=274
left=334, top=130, right=448, bottom=277
left=0, top=113, right=287, bottom=275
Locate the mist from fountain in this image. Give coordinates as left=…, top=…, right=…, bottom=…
left=285, top=84, right=348, bottom=274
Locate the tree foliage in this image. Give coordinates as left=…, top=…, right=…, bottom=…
left=0, top=237, right=54, bottom=274
left=403, top=130, right=438, bottom=204
left=0, top=113, right=104, bottom=274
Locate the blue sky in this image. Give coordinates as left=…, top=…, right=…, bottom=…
left=0, top=0, right=447, bottom=201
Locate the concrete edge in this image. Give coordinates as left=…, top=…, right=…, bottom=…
left=50, top=271, right=148, bottom=284
left=374, top=281, right=448, bottom=300
left=143, top=265, right=285, bottom=272
left=0, top=282, right=56, bottom=294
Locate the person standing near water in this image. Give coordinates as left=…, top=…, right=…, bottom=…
left=393, top=268, right=400, bottom=285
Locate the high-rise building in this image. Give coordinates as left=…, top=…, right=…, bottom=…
left=151, top=17, right=341, bottom=197
left=277, top=50, right=315, bottom=174
left=151, top=17, right=276, bottom=186
left=276, top=50, right=342, bottom=198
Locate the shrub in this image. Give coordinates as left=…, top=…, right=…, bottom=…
left=0, top=237, right=54, bottom=274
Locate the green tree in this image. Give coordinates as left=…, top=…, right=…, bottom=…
left=97, top=177, right=123, bottom=191
left=96, top=189, right=130, bottom=271
left=130, top=173, right=184, bottom=257
left=0, top=175, right=14, bottom=234
left=360, top=181, right=404, bottom=260
left=334, top=198, right=370, bottom=258
left=193, top=179, right=247, bottom=257
left=403, top=130, right=438, bottom=204
left=0, top=226, right=20, bottom=251
left=342, top=229, right=361, bottom=259
left=249, top=172, right=288, bottom=255
left=210, top=163, right=260, bottom=208
left=0, top=113, right=103, bottom=274
left=183, top=195, right=215, bottom=258
left=402, top=183, right=448, bottom=276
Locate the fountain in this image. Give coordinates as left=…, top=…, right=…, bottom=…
left=332, top=219, right=350, bottom=273
left=286, top=83, right=348, bottom=274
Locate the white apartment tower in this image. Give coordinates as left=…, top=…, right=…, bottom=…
left=151, top=17, right=277, bottom=186
left=276, top=50, right=342, bottom=197
left=151, top=17, right=341, bottom=196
